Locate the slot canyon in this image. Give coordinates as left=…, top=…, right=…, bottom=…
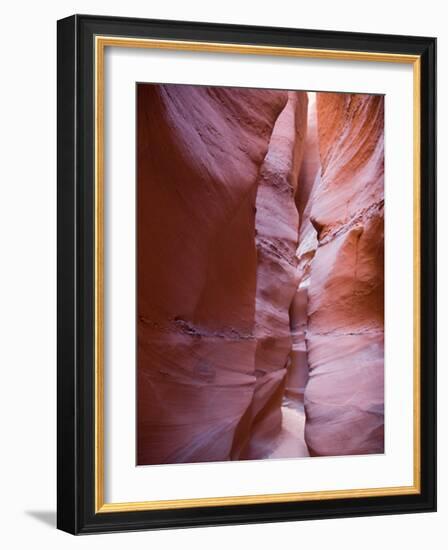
left=137, top=83, right=384, bottom=465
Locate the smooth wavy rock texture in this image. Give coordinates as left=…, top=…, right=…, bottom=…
left=287, top=95, right=321, bottom=402
left=303, top=93, right=385, bottom=456
left=137, top=84, right=384, bottom=465
left=239, top=92, right=308, bottom=459
left=137, top=83, right=293, bottom=464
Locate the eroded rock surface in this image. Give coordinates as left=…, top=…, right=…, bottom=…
left=239, top=92, right=308, bottom=459
left=137, top=83, right=293, bottom=464
left=137, top=85, right=384, bottom=465
left=303, top=93, right=385, bottom=456
left=286, top=95, right=321, bottom=402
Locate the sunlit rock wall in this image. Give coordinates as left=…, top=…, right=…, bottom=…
left=303, top=93, right=385, bottom=456
left=286, top=96, right=320, bottom=401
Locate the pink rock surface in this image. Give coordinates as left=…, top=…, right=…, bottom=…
left=286, top=95, right=321, bottom=401
left=286, top=285, right=309, bottom=400
left=239, top=92, right=308, bottom=459
left=296, top=93, right=320, bottom=223
left=303, top=93, right=385, bottom=456
left=137, top=85, right=384, bottom=464
left=137, top=84, right=289, bottom=464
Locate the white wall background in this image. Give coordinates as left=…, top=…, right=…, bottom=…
left=0, top=1, right=444, bottom=548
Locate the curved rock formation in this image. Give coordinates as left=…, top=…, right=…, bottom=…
left=286, top=94, right=320, bottom=401
left=137, top=83, right=292, bottom=464
left=238, top=92, right=308, bottom=459
left=303, top=93, right=385, bottom=456
left=137, top=84, right=384, bottom=465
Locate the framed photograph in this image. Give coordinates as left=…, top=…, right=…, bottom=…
left=57, top=14, right=436, bottom=534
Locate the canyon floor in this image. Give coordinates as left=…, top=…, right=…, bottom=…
left=268, top=400, right=309, bottom=459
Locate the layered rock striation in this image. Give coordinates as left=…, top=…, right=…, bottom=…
left=239, top=92, right=308, bottom=459
left=286, top=95, right=321, bottom=402
left=137, top=84, right=307, bottom=464
left=302, top=93, right=385, bottom=456
left=137, top=84, right=385, bottom=465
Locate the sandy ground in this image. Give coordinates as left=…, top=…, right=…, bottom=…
left=268, top=401, right=310, bottom=458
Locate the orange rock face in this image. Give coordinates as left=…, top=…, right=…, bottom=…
left=303, top=93, right=385, bottom=456
left=286, top=95, right=321, bottom=402
left=239, top=92, right=308, bottom=459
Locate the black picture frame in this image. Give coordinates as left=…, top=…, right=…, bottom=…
left=57, top=14, right=436, bottom=534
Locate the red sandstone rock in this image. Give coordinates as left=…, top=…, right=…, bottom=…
left=303, top=93, right=385, bottom=456
left=239, top=92, right=308, bottom=459
left=137, top=85, right=384, bottom=465
left=286, top=95, right=321, bottom=402
left=137, top=83, right=289, bottom=464
left=296, top=93, right=320, bottom=223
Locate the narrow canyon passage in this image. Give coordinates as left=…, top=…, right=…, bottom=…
left=137, top=84, right=384, bottom=465
left=267, top=91, right=385, bottom=459
left=257, top=92, right=318, bottom=460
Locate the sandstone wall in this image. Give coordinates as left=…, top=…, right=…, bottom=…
left=137, top=84, right=384, bottom=464
left=286, top=96, right=320, bottom=401
left=137, top=84, right=308, bottom=464
left=303, top=93, right=385, bottom=456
